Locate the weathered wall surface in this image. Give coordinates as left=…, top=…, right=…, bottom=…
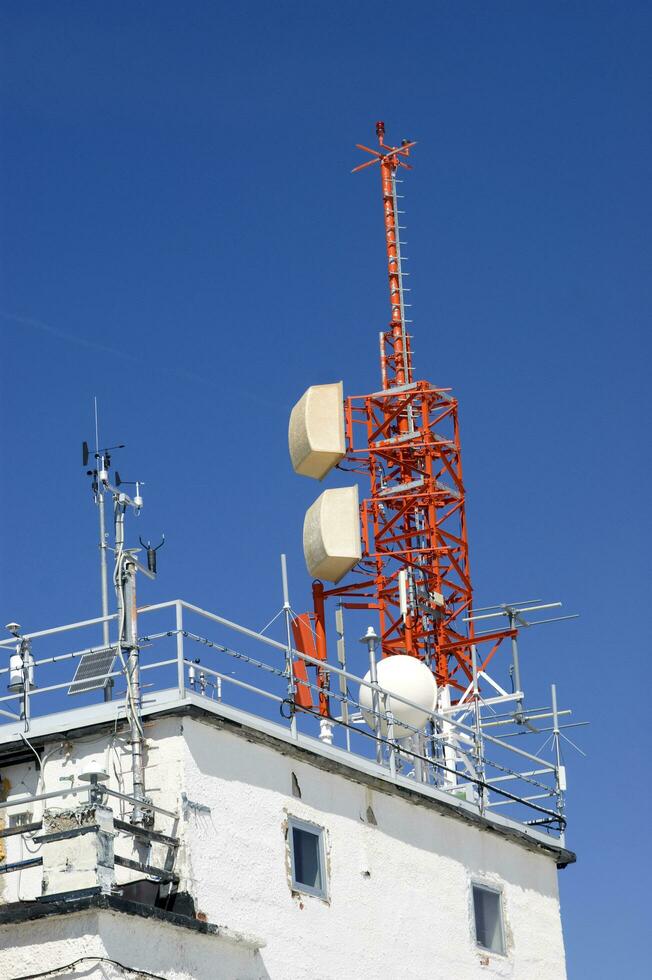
left=181, top=716, right=567, bottom=980
left=0, top=907, right=267, bottom=979
left=1, top=717, right=185, bottom=903
left=0, top=758, right=41, bottom=904
left=1, top=712, right=568, bottom=979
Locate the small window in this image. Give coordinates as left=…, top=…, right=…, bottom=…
left=472, top=883, right=505, bottom=955
left=288, top=817, right=327, bottom=899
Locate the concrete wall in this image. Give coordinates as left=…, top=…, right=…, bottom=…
left=1, top=713, right=568, bottom=979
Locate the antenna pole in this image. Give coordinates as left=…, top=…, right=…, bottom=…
left=113, top=494, right=149, bottom=826
left=551, top=683, right=565, bottom=845
left=98, top=490, right=110, bottom=643
left=506, top=609, right=524, bottom=721
left=281, top=554, right=297, bottom=740
left=366, top=121, right=415, bottom=390
left=93, top=400, right=110, bottom=654
left=124, top=557, right=146, bottom=821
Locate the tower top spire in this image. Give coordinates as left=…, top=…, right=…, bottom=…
left=353, top=124, right=417, bottom=388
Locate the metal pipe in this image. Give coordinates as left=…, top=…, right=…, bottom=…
left=280, top=555, right=297, bottom=739
left=0, top=785, right=88, bottom=811
left=487, top=792, right=555, bottom=809
left=496, top=721, right=588, bottom=739
left=183, top=660, right=284, bottom=703
left=0, top=707, right=20, bottom=720
left=335, top=605, right=351, bottom=752
left=465, top=602, right=562, bottom=623
left=0, top=613, right=118, bottom=648
left=482, top=709, right=572, bottom=729
left=507, top=610, right=524, bottom=719
left=98, top=483, right=113, bottom=703
left=98, top=488, right=110, bottom=648
left=361, top=627, right=383, bottom=764
left=175, top=602, right=185, bottom=699
left=178, top=601, right=289, bottom=654
left=471, top=643, right=485, bottom=812
left=123, top=559, right=146, bottom=824
left=384, top=695, right=397, bottom=778
left=551, top=683, right=565, bottom=844
left=139, top=658, right=177, bottom=673
left=94, top=402, right=111, bottom=655
left=102, top=786, right=176, bottom=819
left=28, top=644, right=116, bottom=669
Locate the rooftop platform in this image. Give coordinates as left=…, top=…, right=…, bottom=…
left=0, top=598, right=574, bottom=866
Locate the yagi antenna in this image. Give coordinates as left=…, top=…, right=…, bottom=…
left=464, top=599, right=579, bottom=726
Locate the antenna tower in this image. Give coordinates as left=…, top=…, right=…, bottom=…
left=309, top=123, right=513, bottom=697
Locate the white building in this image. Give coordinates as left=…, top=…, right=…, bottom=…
left=0, top=661, right=574, bottom=980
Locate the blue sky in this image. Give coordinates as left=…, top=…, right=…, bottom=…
left=1, top=2, right=650, bottom=975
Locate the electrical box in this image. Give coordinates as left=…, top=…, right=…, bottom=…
left=303, top=485, right=361, bottom=583
left=288, top=382, right=345, bottom=480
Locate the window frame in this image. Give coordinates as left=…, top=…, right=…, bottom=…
left=471, top=881, right=506, bottom=956
left=287, top=815, right=328, bottom=900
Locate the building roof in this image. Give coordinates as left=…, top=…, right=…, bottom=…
left=0, top=688, right=576, bottom=869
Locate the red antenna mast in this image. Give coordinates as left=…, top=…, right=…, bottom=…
left=295, top=123, right=513, bottom=714
left=353, top=121, right=417, bottom=390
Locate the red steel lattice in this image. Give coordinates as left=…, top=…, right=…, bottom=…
left=300, top=123, right=512, bottom=711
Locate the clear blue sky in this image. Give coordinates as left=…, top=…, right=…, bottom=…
left=1, top=3, right=650, bottom=976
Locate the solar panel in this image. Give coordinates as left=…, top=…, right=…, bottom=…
left=68, top=646, right=117, bottom=696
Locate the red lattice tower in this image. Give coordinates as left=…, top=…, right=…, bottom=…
left=296, top=123, right=512, bottom=711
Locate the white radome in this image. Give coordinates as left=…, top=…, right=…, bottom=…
left=359, top=654, right=437, bottom=738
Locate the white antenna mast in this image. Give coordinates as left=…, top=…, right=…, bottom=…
left=82, top=401, right=125, bottom=700
left=81, top=427, right=164, bottom=825
left=94, top=397, right=110, bottom=652
left=102, top=457, right=162, bottom=826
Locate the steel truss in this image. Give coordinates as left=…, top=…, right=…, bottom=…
left=303, top=123, right=512, bottom=700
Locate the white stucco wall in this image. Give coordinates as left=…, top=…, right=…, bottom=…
left=0, top=906, right=266, bottom=979
left=0, top=719, right=186, bottom=903
left=1, top=709, right=568, bottom=979
left=179, top=715, right=567, bottom=980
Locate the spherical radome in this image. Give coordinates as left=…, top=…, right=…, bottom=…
left=359, top=654, right=437, bottom=738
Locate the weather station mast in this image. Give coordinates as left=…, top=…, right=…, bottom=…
left=289, top=122, right=515, bottom=721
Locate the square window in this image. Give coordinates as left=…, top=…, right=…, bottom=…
left=472, top=883, right=505, bottom=955
left=288, top=817, right=327, bottom=899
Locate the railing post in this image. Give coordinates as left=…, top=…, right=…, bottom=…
left=384, top=695, right=397, bottom=779
left=335, top=605, right=351, bottom=753
left=21, top=638, right=32, bottom=728
left=471, top=642, right=486, bottom=814
left=551, top=683, right=566, bottom=845
left=281, top=555, right=298, bottom=740
left=176, top=602, right=185, bottom=699
left=361, top=627, right=383, bottom=765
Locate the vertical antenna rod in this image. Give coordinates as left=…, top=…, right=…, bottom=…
left=94, top=398, right=110, bottom=650
left=353, top=122, right=416, bottom=389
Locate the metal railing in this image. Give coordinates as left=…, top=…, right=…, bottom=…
left=0, top=599, right=570, bottom=842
